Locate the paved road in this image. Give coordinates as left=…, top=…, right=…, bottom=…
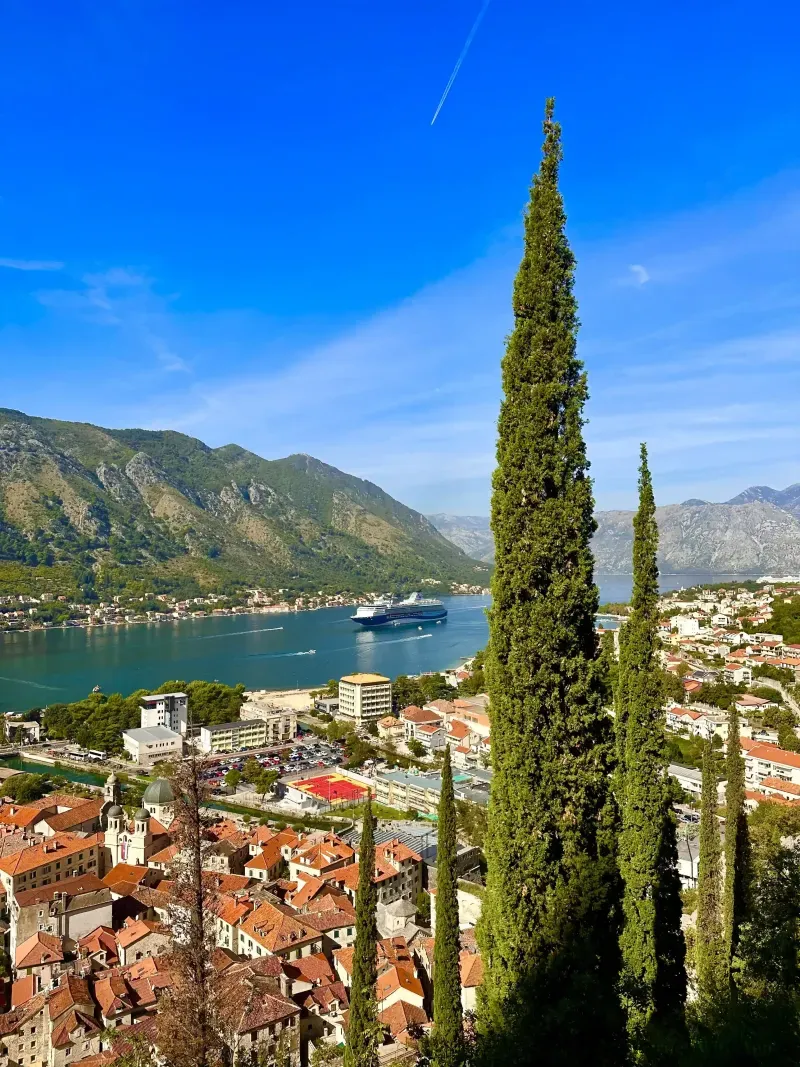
left=753, top=677, right=800, bottom=717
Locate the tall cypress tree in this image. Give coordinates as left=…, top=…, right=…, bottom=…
left=722, top=701, right=750, bottom=976
left=432, top=745, right=463, bottom=1067
left=344, top=799, right=379, bottom=1067
left=477, top=98, right=623, bottom=1066
left=695, top=741, right=726, bottom=1005
left=617, top=445, right=686, bottom=1055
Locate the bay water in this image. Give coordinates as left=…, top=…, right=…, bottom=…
left=0, top=574, right=751, bottom=713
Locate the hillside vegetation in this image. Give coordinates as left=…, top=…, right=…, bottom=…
left=0, top=409, right=488, bottom=598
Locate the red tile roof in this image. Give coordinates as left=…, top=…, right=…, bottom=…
left=15, top=930, right=64, bottom=968
left=0, top=832, right=101, bottom=876
left=378, top=1000, right=428, bottom=1041
left=761, top=777, right=800, bottom=796
left=77, top=926, right=119, bottom=963
left=239, top=900, right=321, bottom=954
left=14, top=873, right=107, bottom=907
left=401, top=706, right=441, bottom=724
left=375, top=963, right=424, bottom=1004
left=42, top=799, right=104, bottom=833
left=743, top=741, right=800, bottom=770
left=459, top=950, right=484, bottom=988
left=116, top=918, right=163, bottom=949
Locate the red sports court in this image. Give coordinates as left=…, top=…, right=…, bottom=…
left=293, top=772, right=368, bottom=804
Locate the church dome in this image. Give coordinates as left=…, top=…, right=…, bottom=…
left=143, top=778, right=175, bottom=805
left=134, top=807, right=150, bottom=822
left=107, top=804, right=124, bottom=818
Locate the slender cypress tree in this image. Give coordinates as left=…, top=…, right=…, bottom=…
left=695, top=741, right=726, bottom=1004
left=432, top=745, right=463, bottom=1067
left=722, top=701, right=750, bottom=976
left=477, top=98, right=623, bottom=1066
left=344, top=799, right=379, bottom=1067
left=617, top=445, right=686, bottom=1055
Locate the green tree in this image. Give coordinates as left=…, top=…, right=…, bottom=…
left=256, top=769, right=279, bottom=798
left=432, top=746, right=463, bottom=1067
left=343, top=798, right=380, bottom=1067
left=695, top=741, right=726, bottom=1007
left=4, top=773, right=50, bottom=803
left=242, top=757, right=261, bottom=784
left=616, top=445, right=686, bottom=1055
left=722, top=701, right=750, bottom=977
left=407, top=738, right=426, bottom=758
left=476, top=100, right=622, bottom=1066
left=416, top=890, right=432, bottom=926
left=224, top=769, right=241, bottom=790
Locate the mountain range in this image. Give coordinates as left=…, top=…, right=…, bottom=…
left=429, top=483, right=800, bottom=574
left=0, top=409, right=489, bottom=597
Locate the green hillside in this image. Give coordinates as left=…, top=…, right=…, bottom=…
left=0, top=409, right=488, bottom=599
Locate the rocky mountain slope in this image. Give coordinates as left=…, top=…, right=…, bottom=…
left=429, top=484, right=800, bottom=573
left=0, top=409, right=488, bottom=595
left=725, top=483, right=800, bottom=518
left=426, top=514, right=494, bottom=563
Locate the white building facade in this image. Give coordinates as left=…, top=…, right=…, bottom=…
left=123, top=725, right=183, bottom=768
left=140, top=692, right=188, bottom=734
left=338, top=674, right=392, bottom=726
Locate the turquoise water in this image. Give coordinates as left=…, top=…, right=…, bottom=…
left=0, top=573, right=750, bottom=713
left=0, top=755, right=108, bottom=786
left=0, top=595, right=490, bottom=713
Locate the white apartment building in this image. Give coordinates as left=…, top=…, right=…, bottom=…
left=123, top=725, right=184, bottom=768
left=338, top=673, right=392, bottom=725
left=669, top=763, right=703, bottom=798
left=239, top=698, right=297, bottom=742
left=742, top=740, right=800, bottom=789
left=724, top=664, right=752, bottom=685
left=140, top=692, right=188, bottom=734
left=670, top=616, right=700, bottom=636
left=198, top=714, right=294, bottom=754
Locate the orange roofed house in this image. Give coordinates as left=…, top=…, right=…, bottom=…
left=238, top=900, right=324, bottom=961
left=0, top=833, right=103, bottom=960
left=324, top=839, right=422, bottom=907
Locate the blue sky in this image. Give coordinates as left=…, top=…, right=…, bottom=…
left=2, top=0, right=800, bottom=515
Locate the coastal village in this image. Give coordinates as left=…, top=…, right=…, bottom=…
left=0, top=586, right=490, bottom=635
left=0, top=670, right=492, bottom=1067
left=0, top=574, right=799, bottom=1064
left=3, top=622, right=800, bottom=1047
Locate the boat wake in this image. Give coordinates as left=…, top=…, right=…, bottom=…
left=357, top=633, right=433, bottom=647
left=0, top=675, right=64, bottom=691
left=196, top=626, right=284, bottom=640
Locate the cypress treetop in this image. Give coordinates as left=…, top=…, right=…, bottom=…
left=432, top=745, right=463, bottom=1067
left=477, top=98, right=622, bottom=1066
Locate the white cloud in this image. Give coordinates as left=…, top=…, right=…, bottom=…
left=5, top=172, right=800, bottom=515
left=0, top=257, right=64, bottom=271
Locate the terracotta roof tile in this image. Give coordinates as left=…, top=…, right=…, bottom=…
left=0, top=832, right=101, bottom=876
left=15, top=930, right=64, bottom=968
left=239, top=900, right=320, bottom=954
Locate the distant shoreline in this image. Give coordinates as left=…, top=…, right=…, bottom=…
left=0, top=589, right=491, bottom=638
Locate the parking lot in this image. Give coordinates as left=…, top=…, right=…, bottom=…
left=201, top=738, right=345, bottom=793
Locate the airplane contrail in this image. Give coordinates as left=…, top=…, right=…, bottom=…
left=431, top=0, right=493, bottom=126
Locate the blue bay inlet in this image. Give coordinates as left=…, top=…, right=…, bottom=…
left=0, top=573, right=749, bottom=713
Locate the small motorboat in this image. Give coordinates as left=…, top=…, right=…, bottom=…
left=92, top=684, right=102, bottom=693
